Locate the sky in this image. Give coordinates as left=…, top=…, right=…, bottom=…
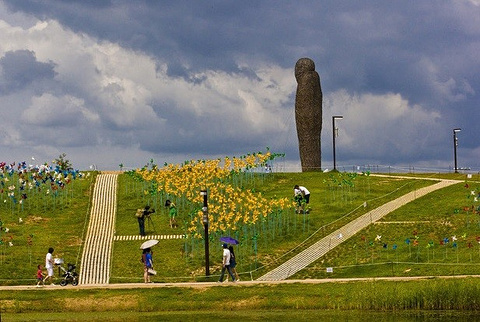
left=0, top=0, right=478, bottom=172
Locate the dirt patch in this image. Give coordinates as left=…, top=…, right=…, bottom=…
left=228, top=295, right=266, bottom=308
left=66, top=236, right=83, bottom=247
left=25, top=215, right=48, bottom=225
left=63, top=295, right=139, bottom=311
left=0, top=299, right=16, bottom=310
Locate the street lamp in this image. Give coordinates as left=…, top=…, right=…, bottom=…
left=332, top=116, right=343, bottom=171
left=453, top=128, right=461, bottom=173
left=200, top=189, right=210, bottom=276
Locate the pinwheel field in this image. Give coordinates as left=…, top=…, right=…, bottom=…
left=1, top=153, right=480, bottom=318
left=0, top=154, right=479, bottom=282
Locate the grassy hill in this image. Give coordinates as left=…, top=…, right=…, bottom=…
left=1, top=170, right=478, bottom=285
left=1, top=170, right=480, bottom=319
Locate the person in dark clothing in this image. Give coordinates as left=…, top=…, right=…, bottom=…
left=218, top=243, right=236, bottom=283
left=138, top=205, right=155, bottom=236
left=228, top=245, right=240, bottom=281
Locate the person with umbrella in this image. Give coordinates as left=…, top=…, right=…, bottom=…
left=142, top=248, right=154, bottom=283
left=218, top=243, right=236, bottom=283
left=219, top=237, right=240, bottom=282
left=228, top=245, right=240, bottom=281
left=140, top=239, right=158, bottom=283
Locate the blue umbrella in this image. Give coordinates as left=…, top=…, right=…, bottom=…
left=220, top=236, right=239, bottom=245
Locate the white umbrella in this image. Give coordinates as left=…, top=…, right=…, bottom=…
left=140, top=239, right=159, bottom=250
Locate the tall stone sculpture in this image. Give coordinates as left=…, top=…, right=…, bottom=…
left=295, top=58, right=323, bottom=172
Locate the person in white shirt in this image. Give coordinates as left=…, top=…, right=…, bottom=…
left=294, top=185, right=310, bottom=213
left=44, top=247, right=55, bottom=285
left=218, top=243, right=236, bottom=282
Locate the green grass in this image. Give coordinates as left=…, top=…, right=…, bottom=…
left=3, top=278, right=480, bottom=316
left=293, top=175, right=480, bottom=279
left=3, top=170, right=479, bottom=285
left=0, top=172, right=97, bottom=285
left=2, top=170, right=480, bottom=317
left=110, top=171, right=439, bottom=282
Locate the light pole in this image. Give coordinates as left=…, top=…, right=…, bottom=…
left=200, top=189, right=210, bottom=276
left=332, top=116, right=343, bottom=171
left=453, top=128, right=461, bottom=173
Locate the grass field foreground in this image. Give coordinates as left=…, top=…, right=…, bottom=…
left=2, top=278, right=480, bottom=318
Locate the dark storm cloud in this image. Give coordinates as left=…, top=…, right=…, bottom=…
left=0, top=50, right=56, bottom=94
left=3, top=1, right=477, bottom=96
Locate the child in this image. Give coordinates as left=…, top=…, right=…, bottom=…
left=36, top=264, right=45, bottom=287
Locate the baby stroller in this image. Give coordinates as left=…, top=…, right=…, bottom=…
left=60, top=263, right=79, bottom=286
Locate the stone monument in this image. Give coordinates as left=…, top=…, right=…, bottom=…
left=294, top=57, right=323, bottom=171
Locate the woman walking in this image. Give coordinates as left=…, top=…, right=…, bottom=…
left=142, top=248, right=154, bottom=283
left=228, top=245, right=240, bottom=281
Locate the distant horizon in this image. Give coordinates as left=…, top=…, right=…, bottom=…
left=4, top=157, right=478, bottom=174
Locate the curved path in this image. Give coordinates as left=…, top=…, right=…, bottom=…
left=258, top=178, right=460, bottom=281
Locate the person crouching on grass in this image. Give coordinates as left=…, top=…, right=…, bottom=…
left=294, top=185, right=311, bottom=214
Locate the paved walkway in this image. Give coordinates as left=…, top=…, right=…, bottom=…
left=114, top=235, right=186, bottom=241
left=3, top=274, right=480, bottom=291
left=78, top=173, right=118, bottom=285
left=257, top=178, right=460, bottom=281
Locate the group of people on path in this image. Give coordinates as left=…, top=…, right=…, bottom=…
left=141, top=242, right=240, bottom=284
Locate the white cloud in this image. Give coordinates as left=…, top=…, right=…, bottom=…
left=324, top=90, right=442, bottom=162
left=0, top=14, right=296, bottom=166
left=21, top=93, right=98, bottom=126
